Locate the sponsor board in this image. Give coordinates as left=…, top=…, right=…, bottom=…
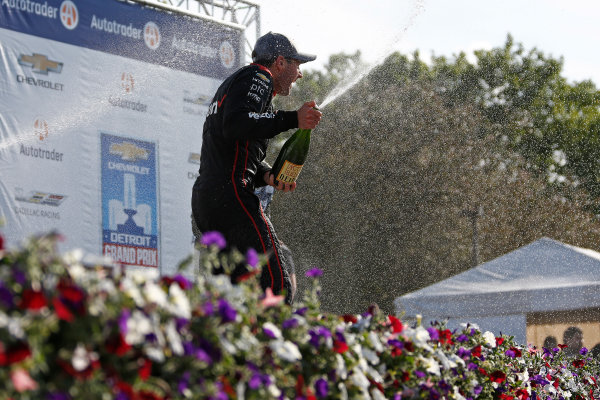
left=17, top=53, right=65, bottom=91
left=187, top=152, right=200, bottom=180
left=101, top=133, right=159, bottom=268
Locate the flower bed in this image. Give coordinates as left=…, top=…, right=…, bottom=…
left=0, top=232, right=598, bottom=399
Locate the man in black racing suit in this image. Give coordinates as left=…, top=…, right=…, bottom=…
left=192, top=32, right=322, bottom=304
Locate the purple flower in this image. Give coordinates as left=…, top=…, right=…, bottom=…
left=12, top=269, right=26, bottom=285
left=473, top=386, right=483, bottom=395
left=249, top=374, right=262, bottom=390
left=218, top=298, right=237, bottom=323
left=427, top=327, right=439, bottom=341
left=530, top=375, right=550, bottom=386
left=388, top=339, right=404, bottom=349
left=178, top=371, right=191, bottom=394
left=309, top=326, right=332, bottom=347
left=263, top=327, right=277, bottom=339
left=118, top=309, right=130, bottom=334
left=315, top=378, right=328, bottom=399
left=201, top=231, right=226, bottom=250
left=457, top=347, right=471, bottom=359
left=580, top=347, right=589, bottom=355
left=415, top=370, right=426, bottom=379
left=0, top=282, right=14, bottom=308
left=505, top=349, right=517, bottom=358
left=305, top=267, right=323, bottom=278
left=173, top=274, right=192, bottom=290
left=294, top=307, right=308, bottom=316
left=467, top=362, right=478, bottom=371
left=47, top=393, right=71, bottom=400
left=246, top=248, right=259, bottom=268
left=282, top=318, right=299, bottom=329
left=456, top=334, right=469, bottom=342
left=203, top=301, right=214, bottom=316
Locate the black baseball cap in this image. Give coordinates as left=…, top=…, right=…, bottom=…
left=252, top=32, right=316, bottom=63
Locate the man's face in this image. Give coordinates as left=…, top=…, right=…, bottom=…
left=273, top=58, right=303, bottom=96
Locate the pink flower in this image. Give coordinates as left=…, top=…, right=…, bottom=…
left=261, top=288, right=284, bottom=308
left=11, top=368, right=38, bottom=392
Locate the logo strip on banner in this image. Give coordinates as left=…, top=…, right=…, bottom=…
left=0, top=0, right=243, bottom=79
left=101, top=133, right=160, bottom=268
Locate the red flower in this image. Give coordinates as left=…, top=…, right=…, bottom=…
left=139, top=358, right=152, bottom=381
left=19, top=289, right=47, bottom=311
left=471, top=345, right=482, bottom=358
left=558, top=344, right=568, bottom=349
left=6, top=342, right=32, bottom=365
left=572, top=359, right=585, bottom=368
left=401, top=371, right=410, bottom=382
left=499, top=394, right=514, bottom=400
left=0, top=342, right=6, bottom=366
left=516, top=389, right=529, bottom=400
left=0, top=234, right=4, bottom=251
left=57, top=280, right=85, bottom=303
left=496, top=337, right=505, bottom=346
left=478, top=367, right=488, bottom=376
left=368, top=378, right=384, bottom=393
left=388, top=316, right=404, bottom=333
left=333, top=339, right=349, bottom=354
left=490, top=370, right=507, bottom=384
left=509, top=346, right=522, bottom=358
left=341, top=314, right=358, bottom=324
left=53, top=297, right=75, bottom=322
left=438, top=329, right=453, bottom=345
left=391, top=347, right=403, bottom=357
left=105, top=333, right=132, bottom=356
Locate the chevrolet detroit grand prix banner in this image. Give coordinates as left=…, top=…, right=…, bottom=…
left=0, top=0, right=243, bottom=273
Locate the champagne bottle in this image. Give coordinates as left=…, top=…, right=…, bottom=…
left=271, top=128, right=312, bottom=186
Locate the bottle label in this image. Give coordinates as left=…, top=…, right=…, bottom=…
left=276, top=160, right=303, bottom=183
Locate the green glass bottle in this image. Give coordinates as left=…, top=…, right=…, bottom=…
left=271, top=128, right=312, bottom=186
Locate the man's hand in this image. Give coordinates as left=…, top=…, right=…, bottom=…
left=297, top=101, right=322, bottom=130
left=264, top=171, right=297, bottom=192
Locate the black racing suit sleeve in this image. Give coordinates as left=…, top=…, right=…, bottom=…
left=255, top=161, right=272, bottom=187
left=221, top=67, right=298, bottom=142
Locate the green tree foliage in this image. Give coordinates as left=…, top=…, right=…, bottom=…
left=269, top=37, right=600, bottom=315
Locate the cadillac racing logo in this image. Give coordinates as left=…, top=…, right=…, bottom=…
left=101, top=133, right=160, bottom=268
left=14, top=188, right=66, bottom=220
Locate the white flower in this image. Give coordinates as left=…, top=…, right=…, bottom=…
left=361, top=347, right=380, bottom=365
left=166, top=319, right=184, bottom=356
left=72, top=344, right=91, bottom=371
left=263, top=322, right=282, bottom=340
left=121, top=278, right=145, bottom=307
left=418, top=355, right=441, bottom=376
left=453, top=385, right=467, bottom=400
left=368, top=331, right=383, bottom=352
left=404, top=326, right=433, bottom=352
left=126, top=310, right=153, bottom=345
left=371, top=388, right=386, bottom=400
left=349, top=367, right=370, bottom=390
left=435, top=348, right=457, bottom=370
left=270, top=340, right=302, bottom=362
left=144, top=281, right=168, bottom=308
left=236, top=326, right=260, bottom=352
left=337, top=382, right=348, bottom=400
left=483, top=331, right=496, bottom=348
left=168, top=283, right=191, bottom=319
left=336, top=354, right=348, bottom=379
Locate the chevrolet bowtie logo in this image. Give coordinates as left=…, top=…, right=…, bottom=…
left=18, top=53, right=63, bottom=75
left=110, top=142, right=149, bottom=162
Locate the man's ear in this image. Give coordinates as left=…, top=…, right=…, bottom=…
left=273, top=55, right=286, bottom=72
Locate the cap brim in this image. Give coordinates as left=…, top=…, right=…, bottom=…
left=293, top=53, right=317, bottom=63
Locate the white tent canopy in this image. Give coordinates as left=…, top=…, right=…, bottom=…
left=394, top=237, right=600, bottom=343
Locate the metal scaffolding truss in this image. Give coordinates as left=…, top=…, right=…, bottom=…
left=130, top=0, right=261, bottom=62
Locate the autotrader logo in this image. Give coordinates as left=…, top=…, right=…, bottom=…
left=143, top=22, right=161, bottom=50
left=121, top=72, right=134, bottom=93
left=59, top=0, right=78, bottom=30
left=34, top=118, right=49, bottom=141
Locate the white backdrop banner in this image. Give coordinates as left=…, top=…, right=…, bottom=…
left=0, top=0, right=243, bottom=274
